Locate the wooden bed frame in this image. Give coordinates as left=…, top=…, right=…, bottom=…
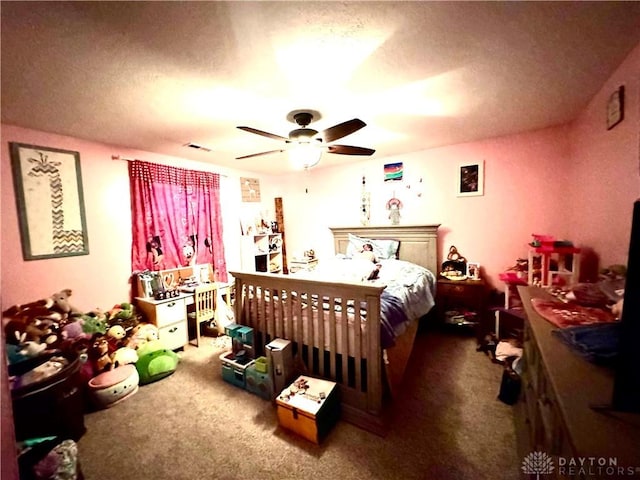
left=230, top=224, right=440, bottom=435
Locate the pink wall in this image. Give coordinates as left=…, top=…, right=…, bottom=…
left=278, top=125, right=573, bottom=289
left=1, top=44, right=638, bottom=306
left=569, top=42, right=640, bottom=269
left=1, top=40, right=638, bottom=480
left=1, top=126, right=134, bottom=312
left=278, top=43, right=640, bottom=289
left=0, top=46, right=640, bottom=302
left=0, top=126, right=278, bottom=312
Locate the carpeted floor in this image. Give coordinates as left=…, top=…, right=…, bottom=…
left=77, top=325, right=525, bottom=479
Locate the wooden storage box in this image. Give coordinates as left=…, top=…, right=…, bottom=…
left=275, top=375, right=339, bottom=444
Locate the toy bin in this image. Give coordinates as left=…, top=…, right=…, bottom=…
left=254, top=356, right=269, bottom=374
left=10, top=351, right=86, bottom=442
left=224, top=324, right=242, bottom=340
left=245, top=362, right=273, bottom=400
left=220, top=351, right=254, bottom=389
left=275, top=375, right=340, bottom=444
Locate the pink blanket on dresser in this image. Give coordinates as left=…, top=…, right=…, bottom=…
left=531, top=298, right=616, bottom=328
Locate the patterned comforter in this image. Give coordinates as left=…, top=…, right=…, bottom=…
left=296, top=257, right=437, bottom=348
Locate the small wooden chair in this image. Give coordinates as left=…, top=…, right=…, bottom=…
left=188, top=283, right=216, bottom=347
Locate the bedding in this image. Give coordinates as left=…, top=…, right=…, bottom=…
left=231, top=223, right=440, bottom=435
left=345, top=233, right=400, bottom=260
left=292, top=256, right=436, bottom=347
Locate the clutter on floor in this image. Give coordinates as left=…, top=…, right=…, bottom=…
left=276, top=375, right=340, bottom=444
left=3, top=288, right=182, bottom=477
left=219, top=323, right=276, bottom=401
left=490, top=239, right=626, bottom=407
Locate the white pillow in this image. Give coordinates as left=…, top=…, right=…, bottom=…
left=346, top=233, right=400, bottom=260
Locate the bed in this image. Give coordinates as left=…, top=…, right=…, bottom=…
left=229, top=224, right=440, bottom=434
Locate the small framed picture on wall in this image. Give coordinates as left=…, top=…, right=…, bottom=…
left=606, top=85, right=624, bottom=130
left=457, top=160, right=484, bottom=197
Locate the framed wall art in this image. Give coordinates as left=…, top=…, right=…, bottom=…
left=240, top=177, right=261, bottom=202
left=606, top=85, right=624, bottom=130
left=384, top=162, right=403, bottom=182
left=457, top=160, right=484, bottom=197
left=9, top=142, right=89, bottom=260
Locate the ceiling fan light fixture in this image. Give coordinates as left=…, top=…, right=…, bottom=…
left=288, top=142, right=322, bottom=170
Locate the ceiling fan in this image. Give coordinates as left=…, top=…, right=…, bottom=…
left=236, top=109, right=375, bottom=167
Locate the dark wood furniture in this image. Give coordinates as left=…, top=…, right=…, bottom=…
left=518, top=286, right=640, bottom=477
left=436, top=278, right=487, bottom=335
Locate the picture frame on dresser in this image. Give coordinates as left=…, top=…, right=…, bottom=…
left=466, top=262, right=480, bottom=280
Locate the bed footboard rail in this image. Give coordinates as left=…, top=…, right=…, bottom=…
left=229, top=271, right=385, bottom=417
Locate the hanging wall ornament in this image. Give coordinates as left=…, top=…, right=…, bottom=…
left=360, top=175, right=371, bottom=226
left=386, top=195, right=403, bottom=225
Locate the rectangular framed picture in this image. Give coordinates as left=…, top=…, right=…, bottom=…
left=10, top=142, right=89, bottom=260
left=384, top=162, right=403, bottom=182
left=457, top=160, right=484, bottom=197
left=606, top=85, right=624, bottom=130
left=466, top=262, right=480, bottom=280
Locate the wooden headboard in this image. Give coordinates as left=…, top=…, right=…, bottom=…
left=329, top=224, right=440, bottom=275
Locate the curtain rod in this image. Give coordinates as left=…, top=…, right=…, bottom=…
left=112, top=155, right=228, bottom=177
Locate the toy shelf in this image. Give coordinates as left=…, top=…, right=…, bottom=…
left=527, top=246, right=581, bottom=287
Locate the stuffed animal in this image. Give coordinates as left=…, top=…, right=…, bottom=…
left=135, top=339, right=179, bottom=384
left=89, top=335, right=114, bottom=373
left=4, top=318, right=49, bottom=345
left=106, top=325, right=126, bottom=353
left=356, top=243, right=377, bottom=263
left=126, top=323, right=159, bottom=350
left=106, top=302, right=140, bottom=338
left=81, top=311, right=108, bottom=335
left=49, top=289, right=82, bottom=316
left=112, top=347, right=138, bottom=367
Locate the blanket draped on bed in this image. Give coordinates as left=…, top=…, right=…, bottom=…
left=297, top=257, right=436, bottom=348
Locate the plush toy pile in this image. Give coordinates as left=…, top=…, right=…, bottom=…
left=4, top=289, right=179, bottom=410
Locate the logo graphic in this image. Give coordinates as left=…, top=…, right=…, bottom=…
left=522, top=451, right=555, bottom=479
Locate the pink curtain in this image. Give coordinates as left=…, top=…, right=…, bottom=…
left=129, top=160, right=227, bottom=282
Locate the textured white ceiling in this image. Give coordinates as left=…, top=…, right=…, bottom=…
left=2, top=1, right=640, bottom=174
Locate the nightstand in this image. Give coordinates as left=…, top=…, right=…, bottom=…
left=436, top=278, right=487, bottom=337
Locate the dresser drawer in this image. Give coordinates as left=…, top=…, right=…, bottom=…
left=155, top=298, right=186, bottom=328
left=438, top=282, right=468, bottom=296
left=158, top=321, right=188, bottom=350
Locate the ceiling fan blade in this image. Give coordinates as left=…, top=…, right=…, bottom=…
left=327, top=145, right=375, bottom=156
left=321, top=118, right=366, bottom=143
left=237, top=126, right=288, bottom=142
left=236, top=149, right=285, bottom=160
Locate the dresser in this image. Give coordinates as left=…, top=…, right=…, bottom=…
left=518, top=286, right=640, bottom=478
left=135, top=294, right=189, bottom=350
